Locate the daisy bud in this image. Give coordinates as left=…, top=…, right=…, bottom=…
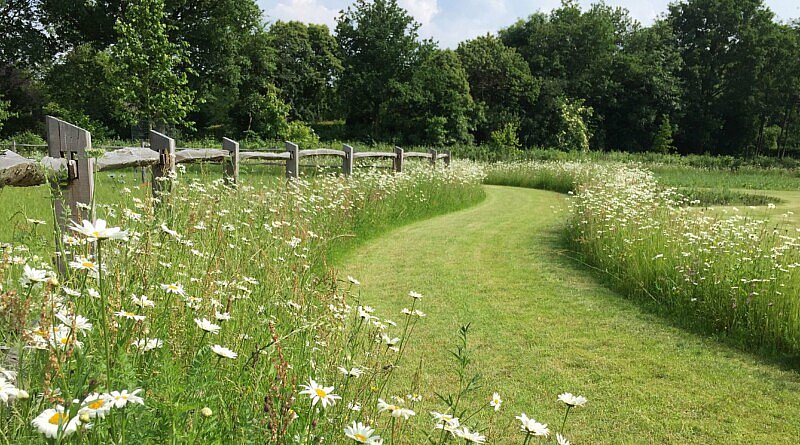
left=201, top=407, right=213, bottom=418
left=17, top=389, right=29, bottom=400
left=79, top=413, right=91, bottom=423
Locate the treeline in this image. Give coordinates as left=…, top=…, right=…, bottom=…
left=1, top=0, right=798, bottom=157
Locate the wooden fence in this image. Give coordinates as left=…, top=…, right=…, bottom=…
left=1, top=116, right=452, bottom=234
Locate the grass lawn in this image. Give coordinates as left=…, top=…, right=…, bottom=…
left=338, top=185, right=800, bottom=444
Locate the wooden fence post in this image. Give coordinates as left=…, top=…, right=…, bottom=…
left=222, top=137, right=239, bottom=185
left=393, top=146, right=404, bottom=173
left=285, top=141, right=299, bottom=179
left=46, top=116, right=95, bottom=274
left=429, top=149, right=438, bottom=168
left=150, top=130, right=176, bottom=200
left=342, top=144, right=354, bottom=176
left=444, top=150, right=451, bottom=167
left=45, top=116, right=95, bottom=228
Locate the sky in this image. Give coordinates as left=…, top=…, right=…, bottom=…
left=257, top=0, right=800, bottom=48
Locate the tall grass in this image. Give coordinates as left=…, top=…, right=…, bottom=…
left=486, top=160, right=800, bottom=356
left=3, top=162, right=565, bottom=444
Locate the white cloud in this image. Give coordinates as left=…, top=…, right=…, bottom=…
left=266, top=0, right=339, bottom=27
left=399, top=0, right=440, bottom=25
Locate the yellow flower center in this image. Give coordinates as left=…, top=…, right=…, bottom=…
left=354, top=433, right=367, bottom=441
left=315, top=388, right=327, bottom=398
left=168, top=284, right=178, bottom=290
left=125, top=312, right=136, bottom=317
left=88, top=399, right=105, bottom=410
left=92, top=231, right=101, bottom=238
left=82, top=261, right=94, bottom=268
left=60, top=337, right=71, bottom=345
left=48, top=412, right=68, bottom=425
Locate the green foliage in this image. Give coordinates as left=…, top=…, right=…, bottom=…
left=456, top=35, right=539, bottom=145
left=488, top=122, right=522, bottom=160
left=0, top=95, right=15, bottom=133
left=267, top=21, right=342, bottom=122
left=382, top=49, right=475, bottom=145
left=282, top=121, right=320, bottom=147
left=336, top=0, right=425, bottom=139
left=652, top=115, right=676, bottom=153
left=556, top=97, right=592, bottom=152
left=43, top=102, right=113, bottom=140
left=109, top=0, right=194, bottom=131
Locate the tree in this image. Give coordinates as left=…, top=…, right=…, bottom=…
left=669, top=0, right=779, bottom=154
left=652, top=115, right=676, bottom=153
left=456, top=35, right=539, bottom=145
left=603, top=21, right=683, bottom=152
left=44, top=45, right=119, bottom=136
left=109, top=0, right=194, bottom=132
left=381, top=49, right=474, bottom=145
left=267, top=21, right=342, bottom=123
left=500, top=1, right=638, bottom=150
left=0, top=94, right=15, bottom=133
left=336, top=0, right=425, bottom=139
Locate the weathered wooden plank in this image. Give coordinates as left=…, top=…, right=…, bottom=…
left=0, top=150, right=44, bottom=187
left=403, top=151, right=433, bottom=159
left=223, top=138, right=239, bottom=185
left=353, top=151, right=398, bottom=159
left=150, top=130, right=176, bottom=199
left=45, top=115, right=95, bottom=225
left=285, top=142, right=299, bottom=179
left=175, top=148, right=228, bottom=164
left=97, top=147, right=160, bottom=171
left=342, top=145, right=354, bottom=176
left=298, top=148, right=346, bottom=158
left=393, top=147, right=404, bottom=173
left=442, top=150, right=451, bottom=167
left=239, top=151, right=291, bottom=161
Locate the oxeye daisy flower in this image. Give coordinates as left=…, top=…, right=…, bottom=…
left=210, top=344, right=237, bottom=359
left=70, top=219, right=128, bottom=241
left=377, top=399, right=415, bottom=419
left=160, top=283, right=186, bottom=296
left=0, top=378, right=19, bottom=404
left=131, top=294, right=155, bottom=308
left=68, top=256, right=99, bottom=273
left=109, top=389, right=144, bottom=408
left=557, top=392, right=587, bottom=407
left=455, top=426, right=486, bottom=444
left=516, top=413, right=549, bottom=437
left=489, top=392, right=502, bottom=411
left=338, top=367, right=364, bottom=378
left=214, top=311, right=231, bottom=321
left=194, top=318, right=221, bottom=334
left=347, top=276, right=360, bottom=285
left=299, top=378, right=340, bottom=408
left=344, top=421, right=380, bottom=443
left=21, top=264, right=49, bottom=286
left=55, top=312, right=92, bottom=335
left=79, top=393, right=112, bottom=418
left=114, top=310, right=146, bottom=321
left=408, top=290, right=423, bottom=299
left=31, top=405, right=81, bottom=438
left=557, top=433, right=571, bottom=445
left=131, top=338, right=163, bottom=352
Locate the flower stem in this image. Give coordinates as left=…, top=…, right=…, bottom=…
left=561, top=406, right=572, bottom=434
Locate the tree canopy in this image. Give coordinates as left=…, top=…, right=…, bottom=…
left=0, top=0, right=798, bottom=157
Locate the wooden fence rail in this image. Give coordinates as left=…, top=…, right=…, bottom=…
left=0, top=117, right=454, bottom=273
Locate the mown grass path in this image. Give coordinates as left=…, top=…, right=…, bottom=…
left=339, top=185, right=800, bottom=444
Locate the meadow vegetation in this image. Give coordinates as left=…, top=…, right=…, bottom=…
left=485, top=160, right=800, bottom=357
left=2, top=162, right=597, bottom=444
